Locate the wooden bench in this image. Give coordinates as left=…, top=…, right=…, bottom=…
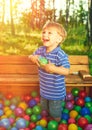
left=0, top=55, right=92, bottom=96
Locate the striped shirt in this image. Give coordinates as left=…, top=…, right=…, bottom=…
left=34, top=46, right=70, bottom=100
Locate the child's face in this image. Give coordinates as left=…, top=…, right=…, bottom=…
left=41, top=27, right=62, bottom=51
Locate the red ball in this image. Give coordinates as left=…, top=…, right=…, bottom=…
left=0, top=127, right=6, bottom=130
left=76, top=98, right=85, bottom=107
left=24, top=94, right=32, bottom=102
left=6, top=93, right=13, bottom=99
left=29, top=122, right=36, bottom=129
left=68, top=118, right=76, bottom=124
left=79, top=90, right=87, bottom=98
left=78, top=117, right=88, bottom=128
left=58, top=124, right=68, bottom=130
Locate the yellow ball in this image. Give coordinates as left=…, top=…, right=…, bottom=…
left=39, top=119, right=47, bottom=127
left=18, top=102, right=28, bottom=110
left=4, top=106, right=10, bottom=112
left=5, top=109, right=13, bottom=117
left=1, top=115, right=7, bottom=119
left=68, top=123, right=78, bottom=130
left=69, top=110, right=78, bottom=118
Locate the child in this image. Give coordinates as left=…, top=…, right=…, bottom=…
left=29, top=21, right=70, bottom=122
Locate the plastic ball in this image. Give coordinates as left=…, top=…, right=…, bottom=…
left=47, top=120, right=58, bottom=130
left=74, top=105, right=81, bottom=112
left=62, top=109, right=69, bottom=114
left=16, top=118, right=26, bottom=129
left=14, top=107, right=24, bottom=117
left=29, top=122, right=36, bottom=129
left=85, top=102, right=92, bottom=108
left=5, top=109, right=13, bottom=117
left=71, top=88, right=79, bottom=96
left=6, top=93, right=13, bottom=99
left=18, top=102, right=28, bottom=111
left=65, top=101, right=74, bottom=110
left=84, top=124, right=92, bottom=130
left=66, top=92, right=74, bottom=101
left=80, top=107, right=90, bottom=116
left=33, top=105, right=41, bottom=115
left=35, top=125, right=43, bottom=130
left=23, top=94, right=32, bottom=102
left=78, top=117, right=88, bottom=128
left=60, top=119, right=67, bottom=124
left=0, top=103, right=4, bottom=109
left=41, top=110, right=49, bottom=117
left=69, top=110, right=78, bottom=118
left=4, top=100, right=10, bottom=106
left=62, top=113, right=69, bottom=121
left=28, top=99, right=37, bottom=107
left=68, top=123, right=78, bottom=130
left=26, top=108, right=33, bottom=115
left=85, top=96, right=92, bottom=102
left=34, top=96, right=40, bottom=103
left=68, top=118, right=76, bottom=124
left=31, top=91, right=38, bottom=97
left=79, top=90, right=87, bottom=98
left=76, top=98, right=85, bottom=107
left=84, top=115, right=92, bottom=123
left=0, top=110, right=4, bottom=116
left=39, top=56, right=48, bottom=65
left=39, top=119, right=47, bottom=127
left=58, top=124, right=68, bottom=130
left=10, top=104, right=16, bottom=110
left=31, top=114, right=38, bottom=122
left=0, top=118, right=10, bottom=129
left=0, top=127, right=6, bottom=130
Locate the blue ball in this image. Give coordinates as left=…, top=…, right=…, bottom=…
left=28, top=99, right=37, bottom=107
left=36, top=125, right=43, bottom=130
left=85, top=96, right=92, bottom=102
left=80, top=107, right=91, bottom=116
left=0, top=118, right=10, bottom=128
left=16, top=118, right=26, bottom=129
left=62, top=113, right=69, bottom=121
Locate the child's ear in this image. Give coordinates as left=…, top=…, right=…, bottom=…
left=58, top=36, right=62, bottom=43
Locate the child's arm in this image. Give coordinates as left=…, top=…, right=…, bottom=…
left=28, top=55, right=40, bottom=67
left=41, top=62, right=70, bottom=76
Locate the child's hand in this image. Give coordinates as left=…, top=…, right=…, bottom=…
left=28, top=55, right=40, bottom=67
left=41, top=61, right=55, bottom=73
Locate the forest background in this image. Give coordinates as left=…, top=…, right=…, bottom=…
left=0, top=0, right=92, bottom=74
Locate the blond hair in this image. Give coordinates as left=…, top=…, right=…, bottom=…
left=43, top=21, right=67, bottom=43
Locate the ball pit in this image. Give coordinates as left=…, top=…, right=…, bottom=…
left=0, top=89, right=92, bottom=129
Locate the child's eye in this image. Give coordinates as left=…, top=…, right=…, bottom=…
left=42, top=31, right=45, bottom=34
left=48, top=32, right=52, bottom=34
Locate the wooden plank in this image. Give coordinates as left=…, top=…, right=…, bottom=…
left=0, top=65, right=38, bottom=74
left=70, top=65, right=89, bottom=73
left=69, top=55, right=89, bottom=65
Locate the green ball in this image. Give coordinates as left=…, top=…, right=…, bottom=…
left=31, top=91, right=38, bottom=97
left=31, top=114, right=38, bottom=122
left=60, top=119, right=67, bottom=124
left=33, top=105, right=41, bottom=115
left=71, top=88, right=79, bottom=96
left=84, top=115, right=92, bottom=123
left=74, top=105, right=81, bottom=112
left=62, top=108, right=69, bottom=114
left=39, top=56, right=48, bottom=65
left=61, top=101, right=66, bottom=107
left=89, top=107, right=92, bottom=113
left=26, top=108, right=33, bottom=115
left=48, top=120, right=58, bottom=130
left=85, top=102, right=92, bottom=108
left=78, top=127, right=83, bottom=130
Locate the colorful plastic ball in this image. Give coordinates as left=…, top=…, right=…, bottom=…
left=80, top=107, right=90, bottom=116
left=69, top=110, right=78, bottom=118
left=9, top=117, right=15, bottom=125
left=66, top=92, right=74, bottom=101
left=35, top=125, right=43, bottom=130
left=0, top=103, right=4, bottom=109
left=39, top=119, right=47, bottom=127
left=85, top=102, right=92, bottom=108
left=68, top=118, right=76, bottom=124
left=4, top=100, right=11, bottom=106
left=84, top=124, right=92, bottom=130
left=78, top=127, right=82, bottom=130
left=61, top=101, right=66, bottom=108
left=18, top=102, right=28, bottom=111
left=85, top=96, right=92, bottom=102
left=10, top=104, right=16, bottom=110
left=84, top=115, right=92, bottom=123
left=60, top=119, right=67, bottom=124
left=71, top=88, right=79, bottom=97
left=14, top=107, right=24, bottom=117
left=34, top=96, right=40, bottom=103
left=28, top=99, right=37, bottom=107
left=0, top=110, right=4, bottom=116
left=31, top=114, right=38, bottom=122
left=41, top=110, right=49, bottom=117
left=26, top=108, right=33, bottom=115
left=65, top=101, right=74, bottom=110
left=58, top=124, right=68, bottom=130
left=0, top=127, right=6, bottom=130
left=0, top=118, right=10, bottom=129
left=29, top=122, right=36, bottom=129
left=33, top=105, right=41, bottom=115
left=62, top=113, right=69, bottom=121
left=16, top=118, right=26, bottom=129
left=79, top=90, right=87, bottom=98
left=78, top=117, right=88, bottom=128
left=6, top=93, right=13, bottom=99
left=31, top=91, right=38, bottom=97
left=76, top=115, right=81, bottom=121
left=23, top=94, right=32, bottom=102
left=47, top=120, right=58, bottom=130
left=5, top=109, right=13, bottom=117
left=68, top=123, right=78, bottom=130
left=62, top=109, right=69, bottom=114
left=11, top=127, right=17, bottom=130
left=74, top=105, right=81, bottom=112
left=76, top=98, right=85, bottom=107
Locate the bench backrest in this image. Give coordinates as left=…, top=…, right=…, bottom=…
left=0, top=55, right=89, bottom=74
